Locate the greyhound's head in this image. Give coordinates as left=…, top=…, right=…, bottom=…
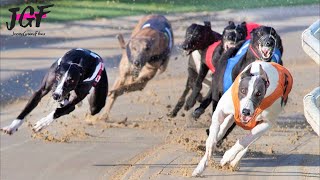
left=117, top=33, right=162, bottom=77
left=222, top=21, right=247, bottom=51
left=52, top=62, right=83, bottom=101
left=238, top=64, right=269, bottom=124
left=181, top=21, right=214, bottom=54
left=250, top=26, right=279, bottom=61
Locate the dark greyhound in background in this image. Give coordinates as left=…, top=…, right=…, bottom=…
left=100, top=14, right=174, bottom=120
left=183, top=21, right=247, bottom=113
left=1, top=48, right=108, bottom=135
left=200, top=25, right=284, bottom=138
left=192, top=22, right=283, bottom=118
left=168, top=21, right=222, bottom=118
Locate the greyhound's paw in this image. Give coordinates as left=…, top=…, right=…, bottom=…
left=220, top=142, right=243, bottom=166
left=192, top=107, right=205, bottom=119
left=85, top=113, right=100, bottom=125
left=99, top=113, right=110, bottom=121
left=220, top=149, right=237, bottom=166
left=230, top=158, right=240, bottom=170
left=1, top=119, right=24, bottom=135
left=185, top=98, right=196, bottom=111
left=192, top=163, right=206, bottom=177
left=33, top=112, right=55, bottom=132
left=167, top=111, right=177, bottom=118
left=229, top=147, right=248, bottom=170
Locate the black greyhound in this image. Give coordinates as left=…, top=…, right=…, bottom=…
left=1, top=48, right=108, bottom=135
left=184, top=21, right=247, bottom=112
left=168, top=21, right=222, bottom=118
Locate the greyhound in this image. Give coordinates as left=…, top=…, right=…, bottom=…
left=192, top=61, right=293, bottom=176
left=168, top=21, right=222, bottom=118
left=100, top=14, right=174, bottom=120
left=1, top=48, right=108, bottom=135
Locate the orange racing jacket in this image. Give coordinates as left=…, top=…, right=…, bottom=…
left=231, top=62, right=293, bottom=130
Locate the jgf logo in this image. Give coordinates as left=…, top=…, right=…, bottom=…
left=6, top=4, right=54, bottom=31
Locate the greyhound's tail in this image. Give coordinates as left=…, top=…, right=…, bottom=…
left=116, top=34, right=126, bottom=49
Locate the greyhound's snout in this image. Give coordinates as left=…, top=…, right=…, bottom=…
left=227, top=35, right=233, bottom=40
left=133, top=60, right=140, bottom=67
left=52, top=93, right=61, bottom=101
left=242, top=109, right=251, bottom=116
left=181, top=43, right=188, bottom=50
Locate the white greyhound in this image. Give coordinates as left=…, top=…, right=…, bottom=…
left=192, top=61, right=293, bottom=176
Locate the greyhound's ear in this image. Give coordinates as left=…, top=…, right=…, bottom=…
left=204, top=21, right=211, bottom=27
left=228, top=21, right=235, bottom=26
left=270, top=27, right=276, bottom=35
left=241, top=64, right=252, bottom=79
left=259, top=65, right=269, bottom=87
left=117, top=34, right=126, bottom=49
left=241, top=21, right=247, bottom=27
left=250, top=27, right=257, bottom=38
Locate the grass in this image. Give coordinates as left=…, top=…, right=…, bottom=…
left=0, top=0, right=318, bottom=26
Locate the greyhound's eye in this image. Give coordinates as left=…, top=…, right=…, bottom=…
left=256, top=92, right=261, bottom=96
left=67, top=79, right=75, bottom=84
left=241, top=88, right=246, bottom=94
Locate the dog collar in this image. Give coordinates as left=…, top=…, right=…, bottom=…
left=83, top=57, right=104, bottom=86
left=249, top=44, right=261, bottom=60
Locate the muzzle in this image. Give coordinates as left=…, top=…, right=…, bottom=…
left=257, top=31, right=277, bottom=60
left=223, top=27, right=241, bottom=50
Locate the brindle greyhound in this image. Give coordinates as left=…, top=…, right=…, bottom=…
left=100, top=14, right=174, bottom=120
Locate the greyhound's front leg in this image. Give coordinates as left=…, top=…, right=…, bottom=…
left=100, top=77, right=126, bottom=120
left=217, top=114, right=235, bottom=141
left=192, top=110, right=226, bottom=176
left=111, top=68, right=157, bottom=97
left=33, top=93, right=86, bottom=132
left=1, top=71, right=54, bottom=135
left=111, top=79, right=148, bottom=97
left=220, top=122, right=271, bottom=169
left=192, top=89, right=212, bottom=119
left=185, top=63, right=209, bottom=110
